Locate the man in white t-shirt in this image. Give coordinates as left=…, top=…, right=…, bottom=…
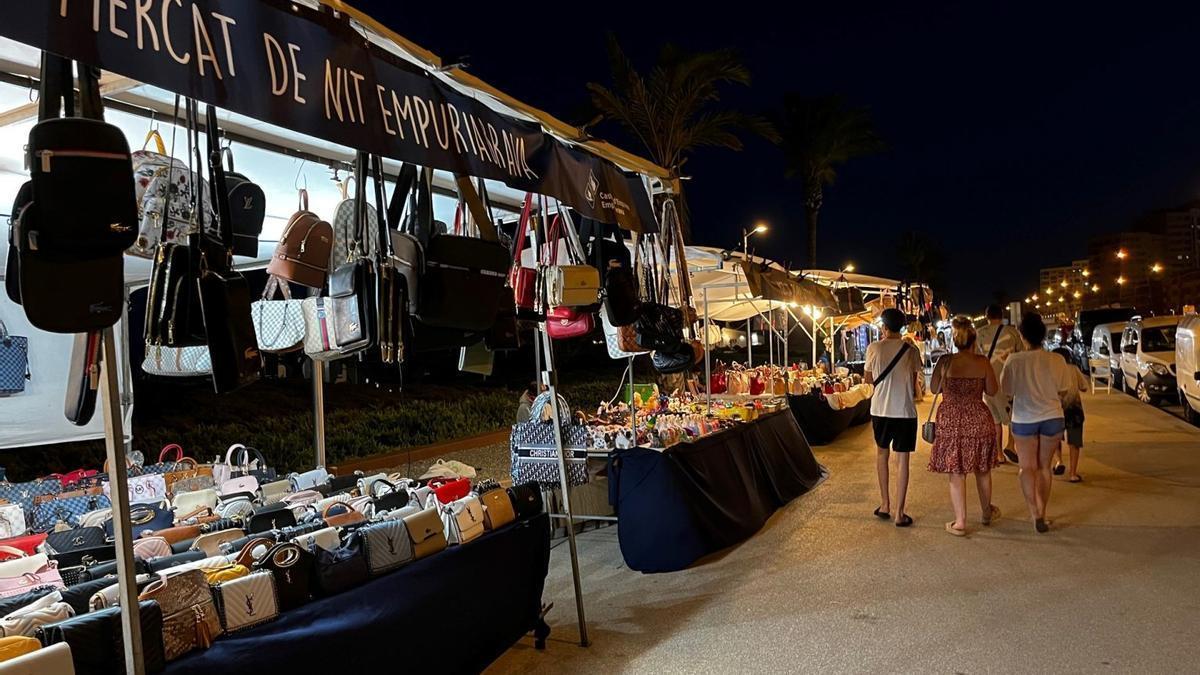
left=864, top=308, right=924, bottom=527
left=976, top=304, right=1024, bottom=463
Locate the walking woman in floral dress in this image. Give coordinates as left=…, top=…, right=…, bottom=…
left=928, top=316, right=1001, bottom=536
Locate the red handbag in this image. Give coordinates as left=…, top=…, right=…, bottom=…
left=0, top=534, right=47, bottom=559
left=709, top=365, right=728, bottom=394
left=430, top=478, right=471, bottom=504
left=510, top=194, right=536, bottom=311
left=547, top=306, right=594, bottom=339
left=749, top=374, right=765, bottom=396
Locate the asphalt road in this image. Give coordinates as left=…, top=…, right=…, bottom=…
left=489, top=390, right=1200, bottom=674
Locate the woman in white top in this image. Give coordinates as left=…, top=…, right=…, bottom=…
left=1000, top=313, right=1078, bottom=533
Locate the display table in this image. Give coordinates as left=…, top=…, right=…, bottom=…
left=608, top=412, right=826, bottom=573
left=787, top=394, right=872, bottom=445
left=166, top=514, right=551, bottom=674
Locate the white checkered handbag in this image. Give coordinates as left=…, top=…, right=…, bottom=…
left=0, top=320, right=30, bottom=395
left=141, top=345, right=211, bottom=377
left=601, top=309, right=648, bottom=360
left=251, top=276, right=305, bottom=353
left=213, top=570, right=279, bottom=633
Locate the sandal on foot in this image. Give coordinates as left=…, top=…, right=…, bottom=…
left=1035, top=518, right=1049, bottom=533
left=873, top=507, right=891, bottom=520
left=1053, top=464, right=1066, bottom=476
left=1068, top=475, right=1083, bottom=483
left=982, top=504, right=1001, bottom=526
left=945, top=522, right=967, bottom=536
left=895, top=515, right=914, bottom=528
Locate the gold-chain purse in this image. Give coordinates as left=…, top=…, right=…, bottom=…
left=137, top=569, right=223, bottom=661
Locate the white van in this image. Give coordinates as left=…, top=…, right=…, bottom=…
left=1176, top=315, right=1200, bottom=423
left=1119, top=316, right=1181, bottom=404
left=1090, top=321, right=1126, bottom=381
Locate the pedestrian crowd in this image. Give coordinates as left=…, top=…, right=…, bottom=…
left=865, top=304, right=1088, bottom=535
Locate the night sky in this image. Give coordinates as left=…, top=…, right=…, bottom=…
left=359, top=1, right=1200, bottom=312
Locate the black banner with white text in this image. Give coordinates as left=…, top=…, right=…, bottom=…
left=0, top=0, right=657, bottom=231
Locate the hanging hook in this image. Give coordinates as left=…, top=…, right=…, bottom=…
left=26, top=76, right=37, bottom=103
left=294, top=159, right=308, bottom=191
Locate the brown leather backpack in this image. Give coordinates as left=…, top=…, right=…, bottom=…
left=267, top=190, right=333, bottom=289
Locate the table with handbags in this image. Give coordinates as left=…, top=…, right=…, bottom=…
left=0, top=445, right=552, bottom=674
left=607, top=411, right=827, bottom=573
left=786, top=390, right=873, bottom=446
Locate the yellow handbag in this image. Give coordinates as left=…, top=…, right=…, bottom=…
left=202, top=563, right=249, bottom=586
left=0, top=636, right=40, bottom=663
left=480, top=489, right=516, bottom=531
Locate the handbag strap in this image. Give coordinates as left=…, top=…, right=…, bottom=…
left=205, top=103, right=234, bottom=265
left=873, top=341, right=912, bottom=386
left=510, top=193, right=534, bottom=269
left=0, top=545, right=26, bottom=559
left=986, top=325, right=1003, bottom=360
left=159, top=444, right=184, bottom=464
left=454, top=175, right=499, bottom=243
left=351, top=150, right=368, bottom=261
left=235, top=537, right=275, bottom=567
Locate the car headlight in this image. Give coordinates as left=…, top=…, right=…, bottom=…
left=1148, top=363, right=1171, bottom=376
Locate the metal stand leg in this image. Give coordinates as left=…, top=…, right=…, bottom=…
left=538, top=322, right=589, bottom=647
left=101, top=327, right=144, bottom=675
left=312, top=360, right=326, bottom=468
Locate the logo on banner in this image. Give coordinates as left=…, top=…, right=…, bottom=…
left=584, top=171, right=599, bottom=207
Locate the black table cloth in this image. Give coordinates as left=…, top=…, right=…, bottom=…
left=165, top=514, right=550, bottom=674
left=787, top=394, right=872, bottom=445
left=609, top=412, right=826, bottom=573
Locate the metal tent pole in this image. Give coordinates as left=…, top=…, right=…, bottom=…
left=704, top=287, right=712, bottom=410
left=746, top=318, right=752, bottom=368
left=100, top=327, right=144, bottom=675
left=768, top=310, right=775, bottom=366
left=119, top=285, right=134, bottom=453
left=538, top=320, right=589, bottom=647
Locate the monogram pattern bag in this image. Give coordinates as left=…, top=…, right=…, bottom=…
left=141, top=344, right=212, bottom=377
left=0, top=480, right=61, bottom=524
left=103, top=472, right=168, bottom=505
left=213, top=570, right=279, bottom=632
left=30, top=492, right=110, bottom=532
left=301, top=296, right=341, bottom=361
left=0, top=320, right=30, bottom=395
left=601, top=306, right=649, bottom=359
left=137, top=569, right=222, bottom=661
left=251, top=275, right=305, bottom=353
left=0, top=505, right=25, bottom=540
left=360, top=520, right=413, bottom=575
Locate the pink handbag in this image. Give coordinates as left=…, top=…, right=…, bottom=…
left=219, top=475, right=260, bottom=497
left=0, top=555, right=64, bottom=598
left=132, top=536, right=172, bottom=561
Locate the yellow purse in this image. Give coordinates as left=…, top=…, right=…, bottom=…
left=0, top=636, right=40, bottom=663
left=202, top=563, right=249, bottom=586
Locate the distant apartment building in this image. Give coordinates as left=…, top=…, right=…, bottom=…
left=1135, top=200, right=1200, bottom=273
left=1086, top=231, right=1166, bottom=312
left=1036, top=259, right=1090, bottom=316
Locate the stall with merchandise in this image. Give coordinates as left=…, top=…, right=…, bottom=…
left=0, top=1, right=676, bottom=671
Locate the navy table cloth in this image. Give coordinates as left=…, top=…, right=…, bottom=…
left=165, top=514, right=550, bottom=674
left=787, top=394, right=871, bottom=445
left=609, top=411, right=827, bottom=573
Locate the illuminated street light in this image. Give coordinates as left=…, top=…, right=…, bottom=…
left=1091, top=284, right=1100, bottom=292
left=1073, top=291, right=1082, bottom=299
left=1116, top=249, right=1128, bottom=260
left=841, top=263, right=856, bottom=273
left=1046, top=286, right=1054, bottom=295
left=1060, top=280, right=1068, bottom=288
left=1025, top=297, right=1032, bottom=303
left=1117, top=276, right=1127, bottom=285
left=1082, top=269, right=1091, bottom=277
left=742, top=222, right=768, bottom=255
left=1032, top=293, right=1039, bottom=301
left=1151, top=262, right=1164, bottom=273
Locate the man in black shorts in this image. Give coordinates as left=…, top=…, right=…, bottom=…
left=864, top=308, right=923, bottom=527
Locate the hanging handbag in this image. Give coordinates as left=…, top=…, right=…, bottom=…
left=313, top=536, right=368, bottom=597
left=369, top=156, right=405, bottom=365
left=509, top=194, right=540, bottom=316
left=601, top=308, right=649, bottom=359
left=141, top=344, right=212, bottom=377
left=252, top=541, right=312, bottom=611
left=212, top=570, right=278, bottom=632
left=603, top=260, right=640, bottom=327
left=268, top=189, right=334, bottom=289
left=0, top=321, right=30, bottom=396
left=251, top=276, right=305, bottom=353
left=220, top=146, right=266, bottom=258
left=652, top=340, right=695, bottom=375
left=131, top=124, right=211, bottom=257
left=301, top=295, right=342, bottom=362
left=359, top=519, right=413, bottom=575
left=137, top=568, right=221, bottom=661
left=63, top=330, right=101, bottom=426
left=507, top=482, right=544, bottom=520
left=546, top=305, right=595, bottom=340
left=479, top=488, right=516, bottom=531
left=402, top=506, right=447, bottom=560
left=329, top=152, right=376, bottom=357
left=0, top=506, right=24, bottom=541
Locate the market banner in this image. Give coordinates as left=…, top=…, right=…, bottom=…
left=0, top=0, right=656, bottom=231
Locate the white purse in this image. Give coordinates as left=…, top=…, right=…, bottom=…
left=0, top=504, right=26, bottom=540
left=0, top=591, right=73, bottom=638
left=141, top=345, right=212, bottom=377
left=356, top=473, right=388, bottom=497
left=440, top=495, right=485, bottom=546
left=78, top=507, right=113, bottom=529
left=301, top=296, right=342, bottom=361
left=291, top=526, right=340, bottom=553
left=104, top=472, right=168, bottom=505
left=259, top=479, right=292, bottom=505
left=213, top=571, right=278, bottom=632
left=173, top=488, right=219, bottom=514
left=288, top=468, right=330, bottom=492
left=219, top=475, right=260, bottom=497
left=251, top=276, right=306, bottom=353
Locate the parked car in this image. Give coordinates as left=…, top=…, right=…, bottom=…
left=1176, top=315, right=1200, bottom=424
left=1075, top=307, right=1137, bottom=371
left=1119, top=316, right=1181, bottom=404
left=1090, top=321, right=1127, bottom=383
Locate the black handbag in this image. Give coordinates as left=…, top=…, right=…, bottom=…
left=37, top=599, right=166, bottom=675
left=313, top=535, right=368, bottom=597
left=326, top=472, right=361, bottom=494
left=4, top=181, right=30, bottom=305
left=221, top=147, right=266, bottom=258
left=108, top=502, right=175, bottom=539
left=247, top=502, right=297, bottom=534
left=652, top=341, right=696, bottom=374
left=604, top=264, right=640, bottom=327
left=368, top=479, right=409, bottom=513
left=63, top=330, right=101, bottom=427
left=507, top=482, right=544, bottom=520
left=372, top=155, right=405, bottom=365
left=45, top=527, right=109, bottom=554
left=197, top=102, right=261, bottom=393
left=57, top=575, right=153, bottom=615
left=329, top=152, right=375, bottom=357
left=0, top=586, right=57, bottom=618
left=253, top=541, right=313, bottom=611
left=145, top=550, right=205, bottom=573
left=81, top=557, right=150, bottom=583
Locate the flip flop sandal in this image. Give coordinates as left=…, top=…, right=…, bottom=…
left=895, top=515, right=914, bottom=528
left=982, top=504, right=1001, bottom=526
left=1068, top=476, right=1083, bottom=483
left=873, top=507, right=891, bottom=520
left=1035, top=518, right=1049, bottom=533
left=945, top=522, right=967, bottom=536
left=1053, top=464, right=1066, bottom=476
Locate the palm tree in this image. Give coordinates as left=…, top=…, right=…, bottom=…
left=587, top=35, right=777, bottom=241
left=778, top=95, right=884, bottom=268
left=897, top=230, right=945, bottom=291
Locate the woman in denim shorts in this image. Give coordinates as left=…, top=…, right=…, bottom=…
left=999, top=314, right=1079, bottom=533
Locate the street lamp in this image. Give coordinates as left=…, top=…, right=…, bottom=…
left=1045, top=286, right=1054, bottom=295
left=1032, top=293, right=1039, bottom=301
left=1060, top=280, right=1068, bottom=288
left=1117, top=249, right=1128, bottom=260
left=1073, top=291, right=1082, bottom=299
left=1091, top=283, right=1100, bottom=292
left=1117, top=276, right=1127, bottom=285
left=1151, top=262, right=1163, bottom=273
left=841, top=263, right=855, bottom=273
left=742, top=222, right=768, bottom=256
left=1082, top=269, right=1091, bottom=277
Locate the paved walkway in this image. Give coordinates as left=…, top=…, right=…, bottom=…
left=489, top=391, right=1200, bottom=674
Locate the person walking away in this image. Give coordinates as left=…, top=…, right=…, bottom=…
left=515, top=382, right=538, bottom=423
left=1000, top=313, right=1077, bottom=533
left=865, top=308, right=924, bottom=527
left=1050, top=347, right=1089, bottom=482
left=927, top=316, right=1001, bottom=536
left=977, top=304, right=1025, bottom=463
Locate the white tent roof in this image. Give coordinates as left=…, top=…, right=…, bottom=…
left=801, top=269, right=901, bottom=290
